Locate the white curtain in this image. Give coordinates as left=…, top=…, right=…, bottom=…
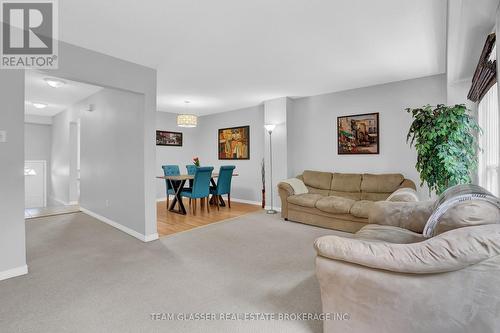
left=478, top=82, right=499, bottom=196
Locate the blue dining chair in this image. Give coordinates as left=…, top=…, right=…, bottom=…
left=186, top=165, right=197, bottom=188
left=162, top=165, right=180, bottom=207
left=180, top=166, right=214, bottom=213
left=210, top=165, right=236, bottom=210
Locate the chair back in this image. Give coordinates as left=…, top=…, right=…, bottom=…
left=186, top=165, right=197, bottom=175
left=215, top=165, right=235, bottom=195
left=191, top=166, right=214, bottom=198
left=162, top=165, right=180, bottom=190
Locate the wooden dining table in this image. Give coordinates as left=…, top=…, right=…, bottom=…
left=157, top=173, right=239, bottom=215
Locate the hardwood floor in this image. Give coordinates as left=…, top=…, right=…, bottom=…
left=157, top=198, right=262, bottom=237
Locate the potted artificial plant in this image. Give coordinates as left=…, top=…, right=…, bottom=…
left=406, top=104, right=481, bottom=195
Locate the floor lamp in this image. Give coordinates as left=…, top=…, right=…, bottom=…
left=264, top=124, right=277, bottom=214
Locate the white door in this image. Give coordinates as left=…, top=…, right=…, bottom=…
left=25, top=160, right=46, bottom=208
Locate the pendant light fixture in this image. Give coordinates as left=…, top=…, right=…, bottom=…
left=177, top=101, right=198, bottom=128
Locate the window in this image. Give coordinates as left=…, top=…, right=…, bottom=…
left=478, top=83, right=499, bottom=196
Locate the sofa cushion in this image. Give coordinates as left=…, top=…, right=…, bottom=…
left=329, top=190, right=361, bottom=201
left=350, top=200, right=375, bottom=219
left=361, top=173, right=404, bottom=193
left=316, top=196, right=355, bottom=214
left=330, top=173, right=362, bottom=192
left=287, top=193, right=324, bottom=208
left=354, top=224, right=425, bottom=244
left=361, top=192, right=391, bottom=201
left=307, top=187, right=330, bottom=196
left=303, top=170, right=332, bottom=190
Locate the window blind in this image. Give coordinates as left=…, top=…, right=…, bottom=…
left=478, top=83, right=499, bottom=196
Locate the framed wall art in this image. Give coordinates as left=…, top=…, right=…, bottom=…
left=156, top=130, right=183, bottom=147
left=218, top=126, right=250, bottom=160
left=337, top=113, right=379, bottom=154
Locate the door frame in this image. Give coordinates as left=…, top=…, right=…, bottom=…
left=25, top=160, right=47, bottom=208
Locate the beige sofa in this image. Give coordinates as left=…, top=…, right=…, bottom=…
left=314, top=198, right=500, bottom=333
left=278, top=170, right=417, bottom=232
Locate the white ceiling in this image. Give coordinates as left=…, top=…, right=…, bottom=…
left=59, top=0, right=447, bottom=115
left=447, top=0, right=500, bottom=84
left=25, top=71, right=102, bottom=116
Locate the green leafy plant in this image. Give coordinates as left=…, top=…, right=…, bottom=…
left=406, top=104, right=481, bottom=194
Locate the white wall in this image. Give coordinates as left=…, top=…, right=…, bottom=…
left=77, top=88, right=147, bottom=234
left=50, top=110, right=71, bottom=204
left=0, top=41, right=157, bottom=281
left=25, top=123, right=52, bottom=201
left=0, top=71, right=27, bottom=279
left=46, top=41, right=158, bottom=239
left=155, top=112, right=197, bottom=198
left=196, top=105, right=265, bottom=203
left=288, top=74, right=447, bottom=197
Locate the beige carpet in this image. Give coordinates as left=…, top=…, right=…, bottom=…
left=0, top=211, right=347, bottom=332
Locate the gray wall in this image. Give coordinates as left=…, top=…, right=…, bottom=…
left=46, top=41, right=158, bottom=237
left=51, top=110, right=71, bottom=204
left=1, top=41, right=157, bottom=279
left=0, top=71, right=26, bottom=275
left=50, top=106, right=84, bottom=205
left=288, top=74, right=447, bottom=197
left=78, top=88, right=146, bottom=230
left=196, top=105, right=265, bottom=203
left=25, top=123, right=52, bottom=200
left=155, top=112, right=197, bottom=199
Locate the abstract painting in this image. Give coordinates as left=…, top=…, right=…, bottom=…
left=218, top=126, right=250, bottom=159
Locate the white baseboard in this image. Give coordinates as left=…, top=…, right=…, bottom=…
left=0, top=265, right=28, bottom=282
left=230, top=198, right=262, bottom=206
left=79, top=207, right=158, bottom=243
left=157, top=196, right=262, bottom=207
left=68, top=201, right=79, bottom=205
left=156, top=195, right=275, bottom=211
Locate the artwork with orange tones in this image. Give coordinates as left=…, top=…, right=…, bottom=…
left=218, top=126, right=250, bottom=160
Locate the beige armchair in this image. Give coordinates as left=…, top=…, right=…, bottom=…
left=314, top=199, right=500, bottom=333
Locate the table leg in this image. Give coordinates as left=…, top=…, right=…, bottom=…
left=209, top=178, right=226, bottom=207
left=168, top=179, right=187, bottom=215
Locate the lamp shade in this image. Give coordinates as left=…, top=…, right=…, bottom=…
left=264, top=124, right=276, bottom=132
left=177, top=114, right=198, bottom=127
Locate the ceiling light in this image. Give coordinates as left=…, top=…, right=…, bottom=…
left=177, top=101, right=198, bottom=127
left=177, top=114, right=198, bottom=127
left=44, top=78, right=66, bottom=88
left=32, top=102, right=48, bottom=109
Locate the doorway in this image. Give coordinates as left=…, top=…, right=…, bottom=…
left=24, top=71, right=101, bottom=219
left=25, top=160, right=46, bottom=208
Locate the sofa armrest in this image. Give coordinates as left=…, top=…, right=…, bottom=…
left=314, top=224, right=500, bottom=274
left=278, top=182, right=295, bottom=219
left=368, top=201, right=433, bottom=233
left=399, top=178, right=416, bottom=190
